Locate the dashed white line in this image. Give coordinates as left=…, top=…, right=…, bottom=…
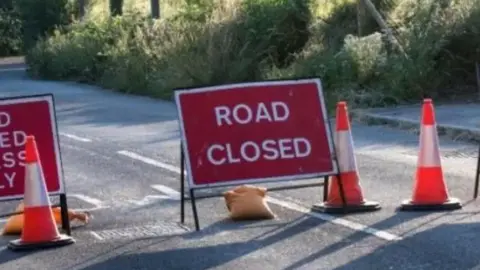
left=127, top=195, right=172, bottom=206
left=151, top=185, right=181, bottom=200
left=117, top=150, right=185, bottom=175
left=119, top=152, right=402, bottom=242
left=90, top=231, right=104, bottom=241
left=59, top=132, right=92, bottom=142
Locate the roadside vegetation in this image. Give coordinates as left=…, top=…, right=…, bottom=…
left=5, top=0, right=480, bottom=112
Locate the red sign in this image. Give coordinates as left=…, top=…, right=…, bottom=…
left=0, top=94, right=63, bottom=201
left=175, top=78, right=338, bottom=188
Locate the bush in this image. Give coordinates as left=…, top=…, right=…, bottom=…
left=0, top=6, right=22, bottom=56
left=268, top=0, right=480, bottom=110
left=14, top=0, right=72, bottom=51
left=25, top=0, right=480, bottom=112
left=26, top=0, right=313, bottom=99
left=239, top=0, right=312, bottom=67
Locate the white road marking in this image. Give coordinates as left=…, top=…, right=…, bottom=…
left=123, top=153, right=402, bottom=242
left=59, top=132, right=92, bottom=142
left=89, top=224, right=189, bottom=241
left=266, top=197, right=402, bottom=241
left=151, top=185, right=181, bottom=200
left=127, top=195, right=172, bottom=206
left=117, top=150, right=186, bottom=175
left=69, top=194, right=104, bottom=208
left=90, top=231, right=104, bottom=241
left=0, top=218, right=7, bottom=224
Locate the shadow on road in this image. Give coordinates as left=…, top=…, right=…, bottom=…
left=77, top=214, right=323, bottom=270
left=331, top=222, right=480, bottom=269
left=281, top=200, right=480, bottom=270
left=0, top=243, right=49, bottom=265
left=73, top=208, right=452, bottom=270
left=279, top=209, right=433, bottom=270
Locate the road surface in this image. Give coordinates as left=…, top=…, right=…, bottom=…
left=1, top=64, right=480, bottom=269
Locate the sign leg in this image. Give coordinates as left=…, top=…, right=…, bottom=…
left=180, top=144, right=185, bottom=224
left=59, top=194, right=72, bottom=236
left=190, top=189, right=200, bottom=231
left=323, top=176, right=329, bottom=202
left=475, top=145, right=480, bottom=199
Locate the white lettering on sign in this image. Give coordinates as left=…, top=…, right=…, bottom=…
left=214, top=101, right=290, bottom=126
left=206, top=137, right=312, bottom=165
left=0, top=172, right=16, bottom=189
left=2, top=151, right=26, bottom=168
left=0, top=130, right=27, bottom=148
left=0, top=112, right=28, bottom=190
left=240, top=141, right=260, bottom=162
left=0, top=112, right=11, bottom=128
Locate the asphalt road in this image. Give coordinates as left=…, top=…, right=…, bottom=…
left=1, top=65, right=480, bottom=269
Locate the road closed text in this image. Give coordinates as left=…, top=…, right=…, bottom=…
left=206, top=101, right=312, bottom=165
left=207, top=137, right=311, bottom=165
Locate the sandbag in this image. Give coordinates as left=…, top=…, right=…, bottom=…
left=223, top=185, right=275, bottom=221
left=2, top=202, right=90, bottom=235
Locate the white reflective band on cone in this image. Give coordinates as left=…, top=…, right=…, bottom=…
left=418, top=125, right=441, bottom=167
left=24, top=163, right=50, bottom=207
left=335, top=130, right=358, bottom=173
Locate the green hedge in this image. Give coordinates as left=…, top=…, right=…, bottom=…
left=25, top=0, right=480, bottom=111
left=26, top=0, right=313, bottom=98
left=267, top=0, right=480, bottom=108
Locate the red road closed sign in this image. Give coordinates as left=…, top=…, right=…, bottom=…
left=175, top=78, right=338, bottom=188
left=0, top=94, right=64, bottom=201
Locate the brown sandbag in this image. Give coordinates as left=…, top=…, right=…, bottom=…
left=2, top=202, right=90, bottom=235
left=223, top=185, right=275, bottom=221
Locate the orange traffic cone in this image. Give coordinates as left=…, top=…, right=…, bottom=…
left=8, top=135, right=75, bottom=251
left=400, top=99, right=462, bottom=211
left=312, top=101, right=380, bottom=213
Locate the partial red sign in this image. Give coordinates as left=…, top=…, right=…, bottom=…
left=175, top=78, right=337, bottom=188
left=0, top=94, right=63, bottom=200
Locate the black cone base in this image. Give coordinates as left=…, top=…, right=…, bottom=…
left=8, top=234, right=75, bottom=251
left=399, top=197, right=462, bottom=211
left=311, top=200, right=381, bottom=214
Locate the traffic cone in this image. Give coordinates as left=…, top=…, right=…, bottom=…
left=312, top=101, right=380, bottom=213
left=8, top=135, right=75, bottom=251
left=400, top=99, right=462, bottom=211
